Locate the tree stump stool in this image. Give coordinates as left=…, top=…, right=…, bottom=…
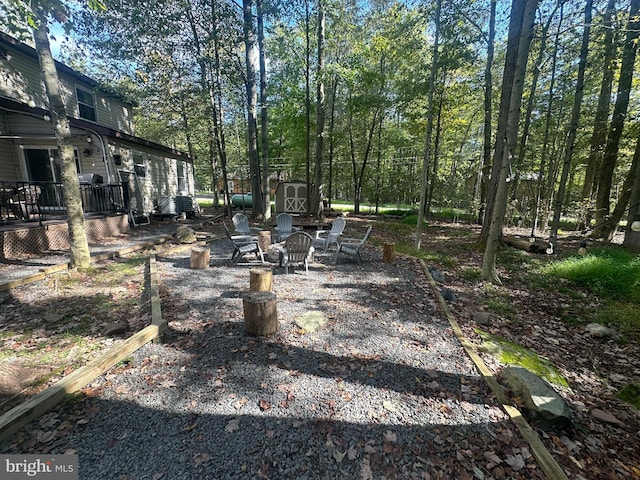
left=190, top=246, right=210, bottom=269
left=243, top=291, right=278, bottom=336
left=250, top=267, right=272, bottom=292
left=257, top=230, right=271, bottom=252
left=383, top=243, right=395, bottom=264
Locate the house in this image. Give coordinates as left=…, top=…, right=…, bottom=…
left=0, top=31, right=196, bottom=258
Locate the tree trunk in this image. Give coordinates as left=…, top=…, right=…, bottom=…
left=311, top=0, right=326, bottom=217
left=593, top=0, right=640, bottom=236
left=623, top=136, right=640, bottom=251
left=481, top=0, right=538, bottom=283
left=243, top=0, right=263, bottom=218
left=549, top=0, right=591, bottom=245
left=304, top=0, right=311, bottom=215
left=257, top=0, right=270, bottom=220
left=478, top=0, right=496, bottom=225
left=581, top=0, right=616, bottom=208
left=32, top=15, right=90, bottom=268
left=479, top=0, right=528, bottom=246
left=416, top=0, right=442, bottom=250
left=531, top=3, right=563, bottom=238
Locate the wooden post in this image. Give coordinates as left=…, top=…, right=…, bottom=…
left=257, top=230, right=271, bottom=251
left=383, top=243, right=395, bottom=264
left=243, top=291, right=278, bottom=336
left=190, top=246, right=210, bottom=269
left=250, top=267, right=272, bottom=291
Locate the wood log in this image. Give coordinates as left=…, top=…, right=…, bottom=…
left=502, top=236, right=547, bottom=254
left=243, top=291, right=278, bottom=336
left=250, top=267, right=272, bottom=291
left=190, top=246, right=210, bottom=269
left=383, top=243, right=396, bottom=264
left=257, top=230, right=271, bottom=251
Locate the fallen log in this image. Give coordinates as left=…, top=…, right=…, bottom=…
left=502, top=236, right=548, bottom=254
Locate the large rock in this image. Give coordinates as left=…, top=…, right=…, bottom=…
left=498, top=365, right=572, bottom=429
left=585, top=323, right=616, bottom=338
left=175, top=225, right=197, bottom=243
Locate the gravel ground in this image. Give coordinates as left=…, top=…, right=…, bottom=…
left=1, top=226, right=545, bottom=479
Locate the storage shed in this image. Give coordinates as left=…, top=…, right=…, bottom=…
left=274, top=181, right=307, bottom=214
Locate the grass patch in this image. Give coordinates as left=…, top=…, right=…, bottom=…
left=476, top=330, right=568, bottom=387
left=485, top=299, right=515, bottom=318
left=539, top=248, right=640, bottom=302
left=618, top=383, right=640, bottom=409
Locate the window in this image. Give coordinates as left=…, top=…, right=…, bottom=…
left=133, top=153, right=146, bottom=177
left=177, top=161, right=186, bottom=194
left=76, top=86, right=96, bottom=121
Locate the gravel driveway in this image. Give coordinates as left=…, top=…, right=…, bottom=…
left=2, top=235, right=545, bottom=479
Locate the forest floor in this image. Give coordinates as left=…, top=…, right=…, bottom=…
left=0, top=214, right=638, bottom=479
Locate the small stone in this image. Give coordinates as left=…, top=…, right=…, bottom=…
left=440, top=288, right=456, bottom=302
left=585, top=323, right=616, bottom=338
left=43, top=312, right=65, bottom=323
left=472, top=311, right=491, bottom=325
left=175, top=225, right=197, bottom=243
left=591, top=408, right=625, bottom=427
left=609, top=373, right=626, bottom=383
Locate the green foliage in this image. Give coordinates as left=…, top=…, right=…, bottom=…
left=540, top=248, right=640, bottom=302
left=476, top=330, right=568, bottom=387
left=617, top=383, right=640, bottom=409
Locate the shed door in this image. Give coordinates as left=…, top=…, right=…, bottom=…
left=284, top=184, right=307, bottom=213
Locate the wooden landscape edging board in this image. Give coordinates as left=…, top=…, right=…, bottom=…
left=418, top=259, right=569, bottom=480
left=0, top=256, right=167, bottom=443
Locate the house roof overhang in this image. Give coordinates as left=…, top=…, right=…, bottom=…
left=0, top=96, right=194, bottom=163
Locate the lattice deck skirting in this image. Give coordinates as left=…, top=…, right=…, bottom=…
left=0, top=214, right=129, bottom=259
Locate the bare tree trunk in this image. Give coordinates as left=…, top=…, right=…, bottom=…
left=479, top=0, right=528, bottom=246
left=257, top=0, right=270, bottom=220
left=478, top=0, right=496, bottom=225
left=304, top=0, right=311, bottom=215
left=549, top=0, right=591, bottom=245
left=581, top=0, right=616, bottom=209
left=416, top=0, right=442, bottom=250
left=327, top=78, right=338, bottom=208
left=311, top=0, right=325, bottom=217
left=531, top=3, right=563, bottom=238
left=33, top=15, right=90, bottom=268
left=623, top=135, right=640, bottom=251
left=481, top=0, right=538, bottom=283
left=593, top=0, right=640, bottom=237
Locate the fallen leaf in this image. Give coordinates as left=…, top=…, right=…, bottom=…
left=183, top=423, right=197, bottom=432
left=192, top=452, right=211, bottom=465
left=224, top=419, right=240, bottom=433
left=383, top=430, right=397, bottom=443
left=258, top=399, right=271, bottom=411
left=505, top=454, right=525, bottom=470
left=382, top=400, right=397, bottom=412
left=484, top=451, right=502, bottom=464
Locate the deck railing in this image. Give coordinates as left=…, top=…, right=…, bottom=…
left=0, top=179, right=126, bottom=223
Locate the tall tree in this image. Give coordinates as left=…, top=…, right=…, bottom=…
left=257, top=0, right=270, bottom=219
left=593, top=0, right=640, bottom=238
left=310, top=0, right=325, bottom=217
left=243, top=0, right=264, bottom=217
left=481, top=0, right=538, bottom=283
left=549, top=0, right=591, bottom=245
left=6, top=0, right=102, bottom=268
left=415, top=0, right=442, bottom=250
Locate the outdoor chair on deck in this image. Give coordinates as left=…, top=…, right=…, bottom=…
left=281, top=231, right=314, bottom=274
left=314, top=217, right=346, bottom=251
left=223, top=221, right=265, bottom=265
left=232, top=212, right=261, bottom=238
left=273, top=213, right=300, bottom=242
left=334, top=225, right=372, bottom=265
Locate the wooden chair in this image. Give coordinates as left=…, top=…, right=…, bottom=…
left=281, top=231, right=314, bottom=274
left=232, top=212, right=261, bottom=238
left=223, top=221, right=265, bottom=264
left=314, top=217, right=346, bottom=251
left=334, top=225, right=372, bottom=265
left=273, top=212, right=300, bottom=242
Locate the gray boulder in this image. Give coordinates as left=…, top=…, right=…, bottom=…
left=498, top=365, right=572, bottom=429
left=585, top=323, right=616, bottom=338
left=175, top=225, right=197, bottom=243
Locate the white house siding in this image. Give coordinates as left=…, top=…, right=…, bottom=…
left=0, top=139, right=22, bottom=180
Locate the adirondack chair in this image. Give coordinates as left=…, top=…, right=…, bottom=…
left=223, top=221, right=265, bottom=264
left=313, top=217, right=346, bottom=251
left=232, top=212, right=261, bottom=238
left=334, top=225, right=372, bottom=265
left=281, top=231, right=314, bottom=274
left=273, top=212, right=300, bottom=242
